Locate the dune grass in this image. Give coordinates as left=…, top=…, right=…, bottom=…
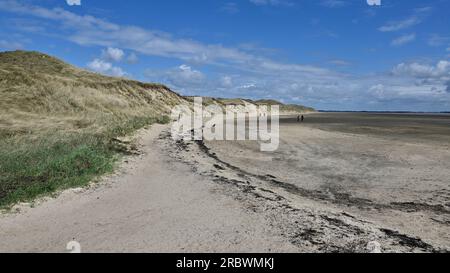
left=0, top=115, right=170, bottom=208
left=0, top=51, right=179, bottom=208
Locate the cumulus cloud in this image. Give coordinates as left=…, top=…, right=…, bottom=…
left=393, top=60, right=450, bottom=78
left=101, top=47, right=124, bottom=62
left=66, top=0, right=81, bottom=6
left=391, top=60, right=450, bottom=99
left=391, top=33, right=416, bottom=47
left=87, top=58, right=126, bottom=77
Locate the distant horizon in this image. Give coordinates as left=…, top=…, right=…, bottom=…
left=317, top=110, right=450, bottom=114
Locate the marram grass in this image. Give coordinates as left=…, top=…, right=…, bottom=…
left=0, top=115, right=170, bottom=208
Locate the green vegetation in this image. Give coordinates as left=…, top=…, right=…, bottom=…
left=0, top=50, right=178, bottom=207
left=0, top=115, right=169, bottom=207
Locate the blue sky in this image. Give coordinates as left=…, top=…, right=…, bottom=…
left=1, top=0, right=450, bottom=111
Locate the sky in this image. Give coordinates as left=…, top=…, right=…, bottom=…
left=0, top=0, right=450, bottom=111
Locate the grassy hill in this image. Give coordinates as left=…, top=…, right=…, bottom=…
left=0, top=51, right=184, bottom=138
left=0, top=50, right=185, bottom=207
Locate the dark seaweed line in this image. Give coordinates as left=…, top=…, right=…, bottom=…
left=187, top=138, right=448, bottom=252
left=193, top=139, right=449, bottom=216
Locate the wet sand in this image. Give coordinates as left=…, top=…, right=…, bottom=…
left=183, top=112, right=450, bottom=251
left=291, top=112, right=450, bottom=144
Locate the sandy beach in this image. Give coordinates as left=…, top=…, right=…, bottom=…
left=190, top=113, right=450, bottom=252
left=0, top=113, right=449, bottom=253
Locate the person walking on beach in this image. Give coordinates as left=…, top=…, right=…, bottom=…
left=301, top=115, right=304, bottom=122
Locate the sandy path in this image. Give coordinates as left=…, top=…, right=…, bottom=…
left=0, top=124, right=297, bottom=253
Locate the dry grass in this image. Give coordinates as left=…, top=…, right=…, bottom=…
left=183, top=96, right=315, bottom=113
left=0, top=50, right=183, bottom=207
left=0, top=51, right=184, bottom=138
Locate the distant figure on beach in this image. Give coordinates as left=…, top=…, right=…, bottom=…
left=297, top=115, right=300, bottom=122
left=297, top=115, right=305, bottom=122
left=301, top=115, right=304, bottom=122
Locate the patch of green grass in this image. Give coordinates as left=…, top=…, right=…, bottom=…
left=0, top=115, right=169, bottom=208
left=0, top=135, right=115, bottom=207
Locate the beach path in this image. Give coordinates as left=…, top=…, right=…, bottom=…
left=0, top=124, right=297, bottom=253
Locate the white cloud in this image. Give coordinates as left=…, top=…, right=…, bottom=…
left=101, top=47, right=124, bottom=62
left=66, top=0, right=81, bottom=6
left=390, top=60, right=450, bottom=97
left=87, top=58, right=126, bottom=77
left=177, top=64, right=204, bottom=83
left=391, top=33, right=416, bottom=47
left=393, top=60, right=450, bottom=79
